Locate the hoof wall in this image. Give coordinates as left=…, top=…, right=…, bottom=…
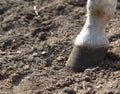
left=66, top=46, right=108, bottom=72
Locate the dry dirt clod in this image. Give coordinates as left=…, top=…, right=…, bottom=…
left=0, top=52, right=6, bottom=55
left=115, top=62, right=120, bottom=69
left=84, top=76, right=91, bottom=82
left=60, top=87, right=76, bottom=94
left=1, top=69, right=7, bottom=76
left=96, top=84, right=102, bottom=89
left=56, top=56, right=66, bottom=62
left=39, top=32, right=47, bottom=41
left=23, top=65, right=30, bottom=70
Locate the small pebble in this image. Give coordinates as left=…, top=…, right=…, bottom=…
left=56, top=56, right=65, bottom=62
left=13, top=64, right=17, bottom=69
left=33, top=52, right=38, bottom=57
left=41, top=51, right=46, bottom=55
left=23, top=65, right=30, bottom=70
left=17, top=51, right=21, bottom=54
left=96, top=84, right=102, bottom=89
left=1, top=70, right=7, bottom=75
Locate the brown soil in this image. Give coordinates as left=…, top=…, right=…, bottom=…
left=0, top=0, right=120, bottom=94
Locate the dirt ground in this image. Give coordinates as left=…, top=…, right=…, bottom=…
left=0, top=0, right=120, bottom=94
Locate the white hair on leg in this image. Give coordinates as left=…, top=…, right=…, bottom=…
left=74, top=16, right=109, bottom=48
left=75, top=0, right=117, bottom=48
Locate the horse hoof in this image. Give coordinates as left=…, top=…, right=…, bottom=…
left=65, top=46, right=108, bottom=72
